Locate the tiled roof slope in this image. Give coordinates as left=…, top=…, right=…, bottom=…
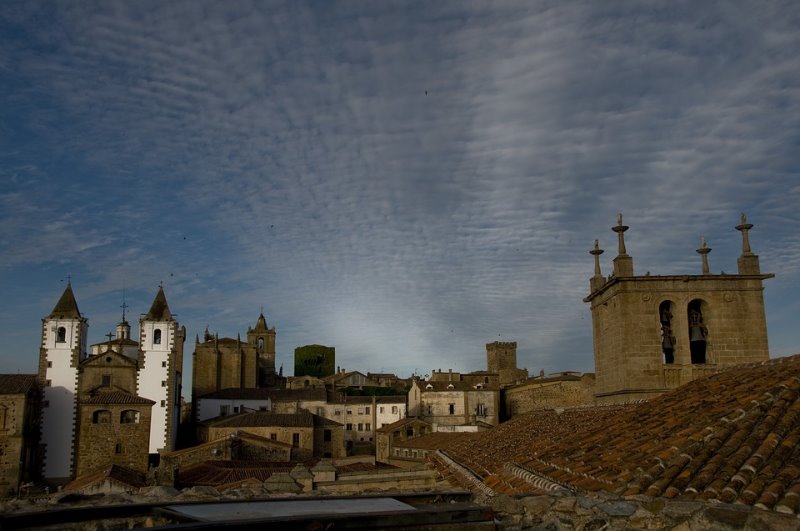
left=434, top=355, right=800, bottom=513
left=0, top=374, right=37, bottom=394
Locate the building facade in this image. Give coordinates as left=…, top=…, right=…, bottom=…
left=585, top=214, right=773, bottom=404
left=0, top=374, right=39, bottom=495
left=37, top=284, right=184, bottom=483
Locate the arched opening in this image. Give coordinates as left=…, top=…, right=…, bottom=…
left=153, top=329, right=162, bottom=345
left=120, top=410, right=140, bottom=424
left=93, top=410, right=111, bottom=424
left=659, top=301, right=676, bottom=364
left=688, top=299, right=708, bottom=364
left=57, top=327, right=66, bottom=343
left=257, top=337, right=264, bottom=352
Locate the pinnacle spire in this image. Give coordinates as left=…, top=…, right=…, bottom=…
left=144, top=286, right=173, bottom=321
left=48, top=282, right=81, bottom=319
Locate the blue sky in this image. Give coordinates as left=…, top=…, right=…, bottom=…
left=1, top=1, right=799, bottom=381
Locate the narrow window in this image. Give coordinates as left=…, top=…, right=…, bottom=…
left=324, top=429, right=332, bottom=442
left=93, top=410, right=111, bottom=424
left=153, top=329, right=162, bottom=345
left=379, top=406, right=384, bottom=414
left=427, top=405, right=432, bottom=415
left=161, top=361, right=167, bottom=367
left=120, top=410, right=139, bottom=424
left=47, top=361, right=52, bottom=368
left=220, top=405, right=230, bottom=416
left=346, top=423, right=353, bottom=431
left=292, top=433, right=300, bottom=447
left=102, top=374, right=111, bottom=387
left=365, top=406, right=370, bottom=414
left=115, top=443, right=122, bottom=454
left=161, top=380, right=166, bottom=387
left=357, top=423, right=363, bottom=431
left=57, top=327, right=66, bottom=343
left=270, top=433, right=277, bottom=440
left=160, top=400, right=166, bottom=407
left=233, top=406, right=239, bottom=413
left=659, top=301, right=676, bottom=364
left=449, top=404, right=455, bottom=415
left=688, top=300, right=708, bottom=364
left=365, top=423, right=371, bottom=431
left=391, top=406, right=397, bottom=414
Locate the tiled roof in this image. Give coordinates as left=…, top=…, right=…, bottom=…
left=203, top=410, right=316, bottom=428
left=397, top=432, right=463, bottom=450
left=376, top=417, right=430, bottom=433
left=65, top=464, right=147, bottom=491
left=199, top=387, right=326, bottom=401
left=419, top=380, right=497, bottom=392
left=431, top=354, right=800, bottom=513
left=81, top=391, right=155, bottom=405
left=82, top=350, right=137, bottom=366
left=0, top=374, right=36, bottom=395
left=179, top=461, right=294, bottom=486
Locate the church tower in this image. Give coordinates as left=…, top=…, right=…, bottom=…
left=585, top=214, right=773, bottom=404
left=247, top=312, right=276, bottom=385
left=38, top=282, right=88, bottom=482
left=136, top=286, right=185, bottom=454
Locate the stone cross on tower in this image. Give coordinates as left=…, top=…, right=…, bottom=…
left=589, top=240, right=605, bottom=291
left=735, top=212, right=761, bottom=274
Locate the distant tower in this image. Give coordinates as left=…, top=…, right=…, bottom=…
left=136, top=286, right=185, bottom=453
left=585, top=213, right=773, bottom=404
left=486, top=341, right=527, bottom=386
left=247, top=312, right=276, bottom=384
left=38, top=282, right=88, bottom=482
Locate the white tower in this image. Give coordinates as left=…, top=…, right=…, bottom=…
left=38, top=283, right=88, bottom=482
left=137, top=287, right=184, bottom=454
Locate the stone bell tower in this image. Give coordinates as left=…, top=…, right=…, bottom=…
left=584, top=213, right=772, bottom=404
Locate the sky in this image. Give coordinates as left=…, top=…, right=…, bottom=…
left=1, top=1, right=799, bottom=383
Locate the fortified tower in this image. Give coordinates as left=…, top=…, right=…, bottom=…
left=37, top=282, right=88, bottom=482
left=585, top=214, right=773, bottom=404
left=486, top=341, right=528, bottom=387
left=247, top=312, right=276, bottom=384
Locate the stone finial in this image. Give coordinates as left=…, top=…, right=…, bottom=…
left=611, top=212, right=629, bottom=256
left=736, top=212, right=754, bottom=256
left=696, top=236, right=711, bottom=274
left=590, top=239, right=604, bottom=277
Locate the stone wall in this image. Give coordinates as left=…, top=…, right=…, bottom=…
left=74, top=403, right=152, bottom=476
left=203, top=425, right=315, bottom=461
left=504, top=375, right=595, bottom=415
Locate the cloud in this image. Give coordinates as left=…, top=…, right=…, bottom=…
left=1, top=1, right=799, bottom=378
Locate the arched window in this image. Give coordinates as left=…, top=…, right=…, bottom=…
left=659, top=301, right=676, bottom=364
left=120, top=410, right=140, bottom=424
left=153, top=329, right=162, bottom=345
left=57, top=327, right=66, bottom=343
left=257, top=337, right=264, bottom=352
left=688, top=299, right=708, bottom=364
left=93, top=410, right=111, bottom=424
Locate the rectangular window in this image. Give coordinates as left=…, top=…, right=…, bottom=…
left=365, top=423, right=371, bottom=431
left=346, top=408, right=352, bottom=415
left=391, top=406, right=398, bottom=414
left=427, top=405, right=432, bottom=415
left=365, top=406, right=370, bottom=414
left=477, top=403, right=486, bottom=416
left=292, top=433, right=300, bottom=447
left=45, top=380, right=51, bottom=387
left=358, top=407, right=364, bottom=415
left=115, top=443, right=122, bottom=454
left=47, top=361, right=52, bottom=368
left=102, top=375, right=111, bottom=387
left=324, top=429, right=332, bottom=442
left=220, top=405, right=230, bottom=416
left=259, top=406, right=268, bottom=411
left=160, top=400, right=166, bottom=407
left=379, top=406, right=384, bottom=414
left=449, top=404, right=455, bottom=415
left=233, top=406, right=239, bottom=413
left=358, top=423, right=363, bottom=431
left=161, top=380, right=166, bottom=387
left=346, top=423, right=353, bottom=431
left=162, top=361, right=167, bottom=367
left=270, top=433, right=277, bottom=440
left=334, top=409, right=341, bottom=416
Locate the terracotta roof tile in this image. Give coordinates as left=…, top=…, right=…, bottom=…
left=426, top=354, right=800, bottom=511
left=0, top=374, right=36, bottom=394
